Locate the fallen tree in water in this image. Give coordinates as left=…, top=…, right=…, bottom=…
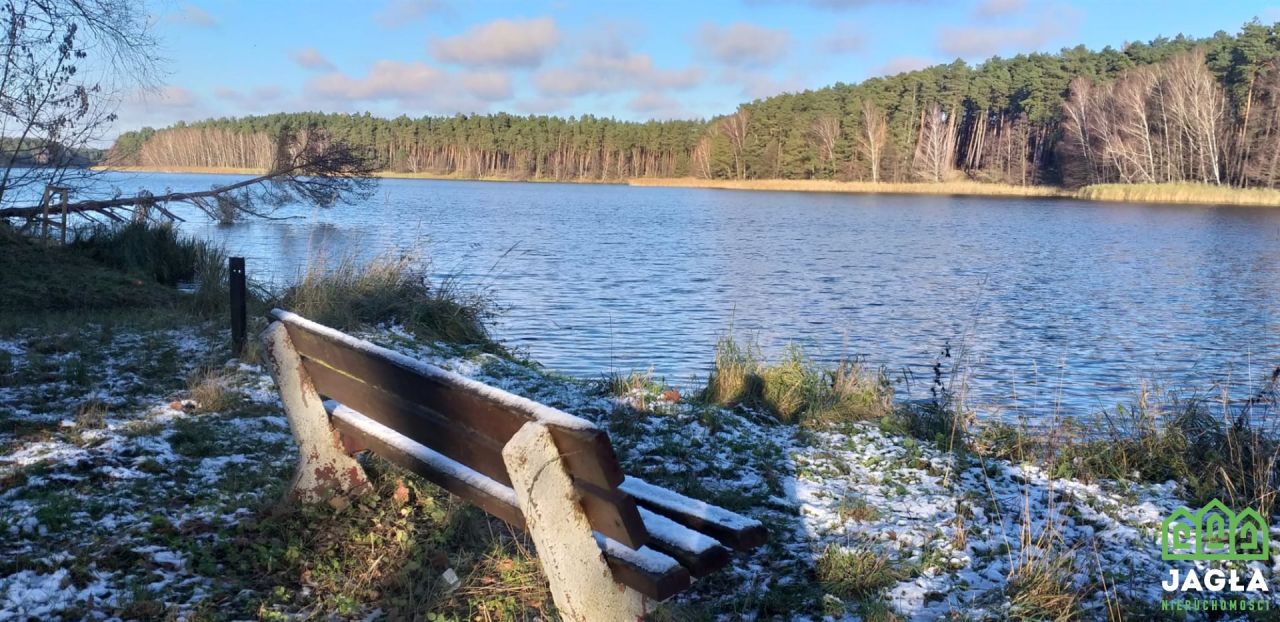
left=0, top=129, right=378, bottom=225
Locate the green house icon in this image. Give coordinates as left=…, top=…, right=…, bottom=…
left=1161, top=499, right=1270, bottom=562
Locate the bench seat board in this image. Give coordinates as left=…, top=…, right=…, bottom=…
left=619, top=476, right=768, bottom=552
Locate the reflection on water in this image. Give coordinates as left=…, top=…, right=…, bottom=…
left=104, top=172, right=1280, bottom=420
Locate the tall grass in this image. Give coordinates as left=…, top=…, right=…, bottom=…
left=975, top=382, right=1280, bottom=516
left=280, top=253, right=499, bottom=349
left=630, top=177, right=1068, bottom=198
left=70, top=222, right=214, bottom=286
left=700, top=336, right=892, bottom=425
left=630, top=178, right=1280, bottom=207
left=1077, top=182, right=1280, bottom=206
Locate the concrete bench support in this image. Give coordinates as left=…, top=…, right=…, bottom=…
left=502, top=422, right=648, bottom=621
left=263, top=322, right=370, bottom=502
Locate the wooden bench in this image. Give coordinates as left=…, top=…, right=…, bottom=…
left=260, top=309, right=766, bottom=620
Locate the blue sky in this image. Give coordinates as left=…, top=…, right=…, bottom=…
left=118, top=0, right=1280, bottom=134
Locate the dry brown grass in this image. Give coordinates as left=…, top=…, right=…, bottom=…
left=630, top=177, right=1068, bottom=198
left=281, top=252, right=498, bottom=349
left=186, top=367, right=236, bottom=412
left=94, top=165, right=267, bottom=175
left=1077, top=182, right=1280, bottom=206
left=634, top=177, right=1280, bottom=207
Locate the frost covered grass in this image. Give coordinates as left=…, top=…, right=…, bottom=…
left=3, top=321, right=1279, bottom=619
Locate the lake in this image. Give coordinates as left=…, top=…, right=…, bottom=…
left=102, top=172, right=1280, bottom=421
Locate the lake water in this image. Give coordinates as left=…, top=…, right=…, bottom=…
left=100, top=172, right=1280, bottom=420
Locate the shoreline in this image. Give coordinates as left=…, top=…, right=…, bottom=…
left=97, top=166, right=1280, bottom=207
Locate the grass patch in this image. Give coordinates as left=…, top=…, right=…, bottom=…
left=1052, top=388, right=1280, bottom=515
left=187, top=366, right=238, bottom=413
left=814, top=544, right=909, bottom=601
left=971, top=383, right=1280, bottom=516
left=202, top=457, right=552, bottom=619
left=699, top=337, right=892, bottom=426
left=0, top=226, right=177, bottom=313
left=629, top=177, right=1068, bottom=198
left=631, top=178, right=1280, bottom=207
left=280, top=253, right=499, bottom=350
left=1005, top=548, right=1081, bottom=622
left=1077, top=182, right=1280, bottom=207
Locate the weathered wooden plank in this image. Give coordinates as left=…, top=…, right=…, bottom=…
left=327, top=403, right=686, bottom=600
left=329, top=404, right=525, bottom=526
left=638, top=507, right=733, bottom=578
left=573, top=479, right=651, bottom=554
left=308, top=357, right=648, bottom=547
left=307, top=359, right=513, bottom=485
left=620, top=476, right=768, bottom=552
left=274, top=309, right=626, bottom=489
left=275, top=309, right=648, bottom=548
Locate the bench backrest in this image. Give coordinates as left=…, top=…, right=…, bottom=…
left=270, top=308, right=649, bottom=548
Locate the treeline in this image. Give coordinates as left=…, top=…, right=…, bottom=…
left=111, top=20, right=1280, bottom=188
left=110, top=114, right=707, bottom=180
left=0, top=137, right=102, bottom=168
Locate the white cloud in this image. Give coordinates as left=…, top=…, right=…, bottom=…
left=936, top=15, right=1076, bottom=58
left=309, top=61, right=443, bottom=100
left=291, top=48, right=336, bottom=71
left=374, top=0, right=445, bottom=28
left=305, top=60, right=511, bottom=111
left=213, top=86, right=285, bottom=111
left=163, top=3, right=217, bottom=27
left=719, top=68, right=807, bottom=100
left=461, top=71, right=513, bottom=101
left=696, top=22, right=791, bottom=68
left=535, top=51, right=703, bottom=97
left=821, top=23, right=867, bottom=54
left=431, top=17, right=561, bottom=69
left=515, top=96, right=571, bottom=115
left=628, top=92, right=685, bottom=119
left=875, top=56, right=934, bottom=76
left=128, top=85, right=199, bottom=108
left=974, top=0, right=1025, bottom=18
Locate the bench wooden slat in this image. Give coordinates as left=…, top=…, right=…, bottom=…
left=594, top=534, right=692, bottom=601
left=309, top=359, right=513, bottom=485
left=620, top=476, right=768, bottom=552
left=330, top=403, right=525, bottom=527
left=328, top=404, right=691, bottom=600
left=275, top=309, right=627, bottom=489
left=637, top=507, right=732, bottom=577
left=317, top=366, right=647, bottom=547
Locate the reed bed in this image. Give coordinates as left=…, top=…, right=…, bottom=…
left=629, top=177, right=1068, bottom=198
left=1076, top=182, right=1280, bottom=206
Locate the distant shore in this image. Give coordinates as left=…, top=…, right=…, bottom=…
left=98, top=166, right=1280, bottom=207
